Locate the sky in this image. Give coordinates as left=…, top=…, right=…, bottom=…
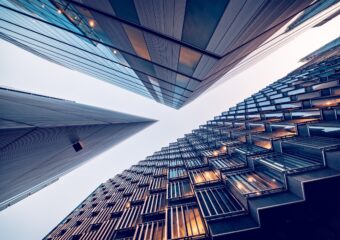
left=0, top=13, right=339, bottom=240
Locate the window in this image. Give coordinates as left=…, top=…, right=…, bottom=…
left=167, top=204, right=206, bottom=239
left=196, top=187, right=245, bottom=219
left=181, top=0, right=228, bottom=50
left=253, top=153, right=322, bottom=173
left=169, top=159, right=184, bottom=167
left=188, top=169, right=220, bottom=185
left=223, top=170, right=284, bottom=197
left=130, top=186, right=148, bottom=203
left=167, top=180, right=193, bottom=200
left=153, top=167, right=168, bottom=177
left=138, top=175, right=152, bottom=186
left=141, top=193, right=166, bottom=216
left=185, top=158, right=206, bottom=169
left=168, top=167, right=187, bottom=180
left=210, top=155, right=246, bottom=171
left=111, top=197, right=129, bottom=214
left=124, top=25, right=151, bottom=61
left=149, top=176, right=167, bottom=193
left=134, top=220, right=166, bottom=240
left=178, top=47, right=201, bottom=76
left=115, top=205, right=142, bottom=231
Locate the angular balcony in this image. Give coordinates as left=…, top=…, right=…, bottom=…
left=110, top=197, right=130, bottom=217
left=222, top=169, right=285, bottom=199
left=167, top=179, right=194, bottom=203
left=307, top=120, right=340, bottom=138
left=141, top=192, right=166, bottom=220
left=251, top=153, right=323, bottom=174
left=195, top=186, right=246, bottom=221
left=113, top=205, right=142, bottom=238
left=188, top=169, right=221, bottom=187
left=166, top=203, right=207, bottom=240
left=149, top=176, right=167, bottom=193
left=137, top=175, right=152, bottom=187
left=184, top=158, right=208, bottom=170
left=232, top=144, right=270, bottom=159
left=133, top=220, right=166, bottom=240
left=209, top=153, right=247, bottom=172
left=168, top=167, right=188, bottom=181
left=281, top=136, right=340, bottom=164
left=130, top=186, right=148, bottom=205
left=153, top=167, right=168, bottom=178
left=169, top=159, right=185, bottom=168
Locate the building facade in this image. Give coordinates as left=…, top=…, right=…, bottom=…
left=45, top=53, right=340, bottom=239
left=1, top=0, right=339, bottom=108
left=0, top=87, right=155, bottom=210
left=300, top=36, right=340, bottom=67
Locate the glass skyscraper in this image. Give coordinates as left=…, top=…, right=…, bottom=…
left=45, top=51, right=340, bottom=239
left=1, top=0, right=338, bottom=108
left=0, top=87, right=155, bottom=211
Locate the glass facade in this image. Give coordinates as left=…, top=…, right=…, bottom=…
left=2, top=0, right=338, bottom=108
left=45, top=54, right=340, bottom=239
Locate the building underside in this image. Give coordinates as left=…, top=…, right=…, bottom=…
left=1, top=0, right=339, bottom=108
left=0, top=88, right=155, bottom=210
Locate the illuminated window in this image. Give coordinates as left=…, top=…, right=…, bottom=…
left=167, top=204, right=206, bottom=239
left=224, top=170, right=283, bottom=197
left=189, top=169, right=220, bottom=185
left=311, top=97, right=340, bottom=108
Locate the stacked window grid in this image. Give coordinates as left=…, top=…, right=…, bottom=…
left=46, top=56, right=340, bottom=240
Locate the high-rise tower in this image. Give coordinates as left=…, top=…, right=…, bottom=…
left=1, top=0, right=338, bottom=108
left=45, top=53, right=340, bottom=239
left=0, top=87, right=155, bottom=210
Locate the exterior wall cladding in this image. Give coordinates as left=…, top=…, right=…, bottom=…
left=0, top=88, right=155, bottom=211
left=46, top=56, right=340, bottom=240
left=1, top=0, right=339, bottom=109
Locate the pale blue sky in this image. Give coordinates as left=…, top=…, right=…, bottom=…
left=0, top=14, right=339, bottom=240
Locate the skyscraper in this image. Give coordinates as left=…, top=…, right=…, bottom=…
left=0, top=87, right=155, bottom=210
left=300, top=36, right=340, bottom=67
left=0, top=0, right=338, bottom=108
left=45, top=53, right=340, bottom=239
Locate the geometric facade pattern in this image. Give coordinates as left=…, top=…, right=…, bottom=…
left=45, top=55, right=340, bottom=239
left=2, top=0, right=338, bottom=108
left=0, top=87, right=155, bottom=211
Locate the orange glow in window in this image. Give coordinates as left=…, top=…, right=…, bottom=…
left=89, top=19, right=95, bottom=28
left=247, top=176, right=256, bottom=182
left=220, top=145, right=227, bottom=153
left=213, top=150, right=219, bottom=157
left=236, top=182, right=244, bottom=190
